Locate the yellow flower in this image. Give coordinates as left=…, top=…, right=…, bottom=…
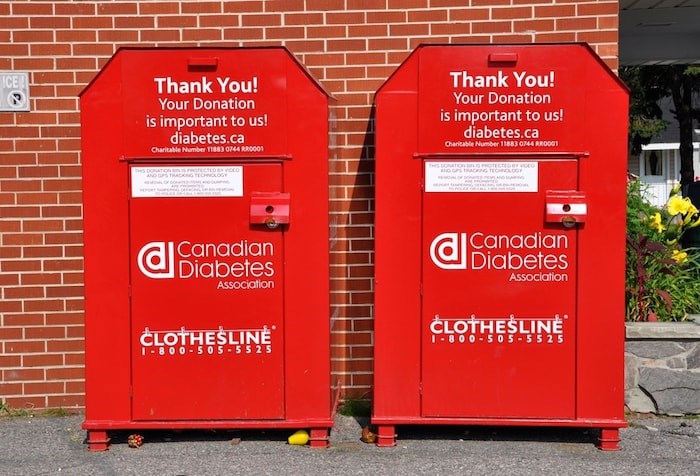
left=689, top=214, right=700, bottom=229
left=649, top=212, right=665, bottom=233
left=669, top=183, right=682, bottom=197
left=672, top=249, right=688, bottom=263
left=667, top=196, right=693, bottom=216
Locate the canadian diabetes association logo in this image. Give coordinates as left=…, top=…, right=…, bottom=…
left=135, top=239, right=276, bottom=290
left=138, top=241, right=175, bottom=278
left=429, top=231, right=571, bottom=282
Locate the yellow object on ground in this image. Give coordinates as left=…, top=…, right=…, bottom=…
left=287, top=429, right=309, bottom=445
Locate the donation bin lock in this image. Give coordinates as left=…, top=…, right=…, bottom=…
left=545, top=191, right=587, bottom=228
left=250, top=192, right=291, bottom=229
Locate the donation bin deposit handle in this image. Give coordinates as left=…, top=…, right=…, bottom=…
left=545, top=191, right=587, bottom=228
left=250, top=192, right=290, bottom=230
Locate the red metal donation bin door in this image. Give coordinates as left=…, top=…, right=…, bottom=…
left=421, top=158, right=579, bottom=418
left=129, top=163, right=285, bottom=421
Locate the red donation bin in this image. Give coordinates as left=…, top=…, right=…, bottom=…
left=80, top=48, right=334, bottom=451
left=373, top=44, right=629, bottom=450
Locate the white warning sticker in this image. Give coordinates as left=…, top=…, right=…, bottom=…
left=425, top=161, right=538, bottom=192
left=131, top=166, right=243, bottom=198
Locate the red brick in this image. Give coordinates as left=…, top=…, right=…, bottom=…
left=48, top=394, right=84, bottom=408
left=599, top=15, right=619, bottom=30
left=578, top=2, right=619, bottom=16
left=46, top=367, right=84, bottom=381
left=96, top=2, right=139, bottom=15
left=308, top=25, right=348, bottom=39
left=0, top=299, right=23, bottom=314
left=46, top=338, right=84, bottom=352
left=578, top=30, right=618, bottom=44
left=266, top=26, right=306, bottom=39
left=182, top=28, right=222, bottom=41
left=23, top=353, right=64, bottom=368
left=514, top=19, right=555, bottom=33
left=58, top=191, right=83, bottom=204
left=72, top=16, right=113, bottom=29
left=307, top=0, right=346, bottom=10
left=328, top=38, right=367, bottom=52
left=41, top=205, right=82, bottom=218
left=140, top=2, right=181, bottom=14
left=24, top=326, right=66, bottom=340
left=182, top=1, right=222, bottom=14
left=158, top=15, right=198, bottom=28
left=55, top=2, right=97, bottom=15
left=348, top=0, right=388, bottom=9
left=46, top=285, right=84, bottom=298
left=351, top=373, right=373, bottom=387
left=221, top=27, right=262, bottom=41
left=23, top=299, right=65, bottom=313
left=0, top=273, right=19, bottom=286
left=2, top=312, right=44, bottom=326
left=64, top=352, right=85, bottom=366
left=0, top=43, right=29, bottom=56
left=534, top=5, right=577, bottom=18
left=389, top=23, right=429, bottom=37
left=0, top=383, right=23, bottom=398
left=348, top=24, right=388, bottom=38
left=0, top=244, right=22, bottom=259
left=535, top=31, right=579, bottom=43
left=15, top=192, right=57, bottom=206
left=12, top=30, right=54, bottom=43
left=367, top=38, right=408, bottom=51
left=431, top=0, right=470, bottom=5
left=557, top=17, right=598, bottom=31
left=24, top=382, right=65, bottom=395
left=3, top=341, right=46, bottom=355
left=388, top=0, right=427, bottom=8
left=4, top=286, right=45, bottom=300
left=2, top=232, right=43, bottom=246
left=200, top=14, right=240, bottom=27
left=241, top=13, right=281, bottom=27
left=326, top=11, right=365, bottom=24
left=140, top=29, right=182, bottom=42
left=114, top=16, right=155, bottom=28
left=3, top=396, right=46, bottom=409
left=21, top=272, right=62, bottom=286
left=23, top=246, right=63, bottom=258
left=284, top=12, right=323, bottom=25
left=43, top=258, right=83, bottom=271
left=45, top=312, right=83, bottom=326
left=56, top=30, right=97, bottom=42
left=266, top=0, right=304, bottom=11
left=66, top=325, right=84, bottom=338
left=367, top=10, right=406, bottom=23
left=408, top=9, right=448, bottom=22
left=0, top=354, right=22, bottom=368
left=492, top=6, right=533, bottom=20
left=98, top=30, right=140, bottom=42
left=29, top=16, right=71, bottom=29
left=0, top=326, right=22, bottom=340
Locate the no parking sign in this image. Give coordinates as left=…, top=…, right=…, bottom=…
left=0, top=72, right=30, bottom=111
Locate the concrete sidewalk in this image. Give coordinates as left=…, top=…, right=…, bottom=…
left=1, top=413, right=698, bottom=475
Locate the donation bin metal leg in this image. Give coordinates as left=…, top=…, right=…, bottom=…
left=376, top=425, right=397, bottom=447
left=86, top=430, right=110, bottom=452
left=598, top=428, right=621, bottom=451
left=309, top=428, right=330, bottom=448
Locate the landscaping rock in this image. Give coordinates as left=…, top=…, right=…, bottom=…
left=638, top=367, right=700, bottom=414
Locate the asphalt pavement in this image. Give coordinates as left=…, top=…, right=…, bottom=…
left=1, top=412, right=698, bottom=475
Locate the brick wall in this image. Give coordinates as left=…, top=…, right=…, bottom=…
left=0, top=0, right=620, bottom=410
